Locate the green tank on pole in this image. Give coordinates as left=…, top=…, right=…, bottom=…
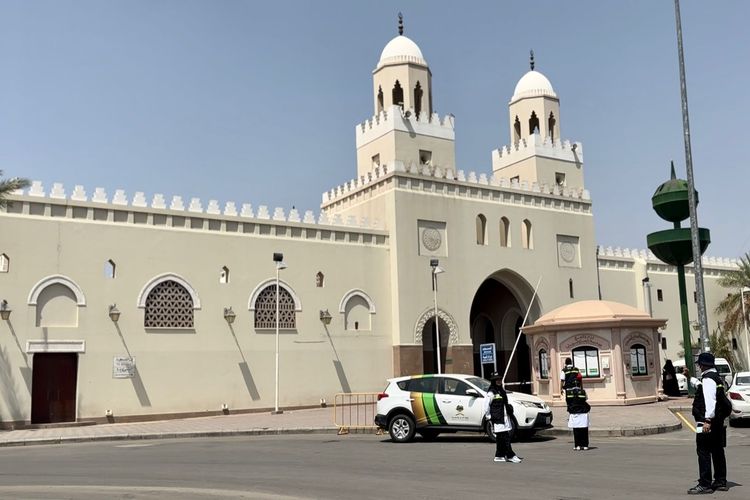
left=647, top=162, right=710, bottom=395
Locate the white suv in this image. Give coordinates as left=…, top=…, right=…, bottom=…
left=375, top=374, right=553, bottom=443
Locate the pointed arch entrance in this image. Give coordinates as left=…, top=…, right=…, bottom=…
left=415, top=309, right=459, bottom=374
left=470, top=270, right=540, bottom=393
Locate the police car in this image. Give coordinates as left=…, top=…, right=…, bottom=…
left=374, top=374, right=553, bottom=443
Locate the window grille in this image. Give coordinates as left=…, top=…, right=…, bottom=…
left=254, top=285, right=296, bottom=329
left=144, top=280, right=194, bottom=328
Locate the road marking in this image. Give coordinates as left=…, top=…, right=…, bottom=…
left=674, top=411, right=696, bottom=432
left=114, top=443, right=157, bottom=448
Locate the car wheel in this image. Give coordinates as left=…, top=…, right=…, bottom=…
left=418, top=429, right=440, bottom=441
left=485, top=420, right=497, bottom=443
left=388, top=414, right=416, bottom=443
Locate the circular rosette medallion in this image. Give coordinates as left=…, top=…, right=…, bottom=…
left=422, top=228, right=442, bottom=251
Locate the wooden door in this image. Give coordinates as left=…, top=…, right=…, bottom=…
left=31, top=353, right=78, bottom=424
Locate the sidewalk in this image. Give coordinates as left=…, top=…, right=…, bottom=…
left=0, top=398, right=687, bottom=447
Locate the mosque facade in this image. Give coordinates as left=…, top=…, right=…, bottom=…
left=0, top=23, right=739, bottom=427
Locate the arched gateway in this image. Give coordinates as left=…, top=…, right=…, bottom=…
left=470, top=270, right=541, bottom=393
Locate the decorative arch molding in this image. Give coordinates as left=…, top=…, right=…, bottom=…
left=559, top=333, right=612, bottom=353
left=137, top=273, right=201, bottom=309
left=28, top=275, right=86, bottom=306
left=623, top=331, right=653, bottom=349
left=248, top=278, right=302, bottom=311
left=338, top=289, right=376, bottom=314
left=534, top=336, right=550, bottom=353
left=414, top=307, right=459, bottom=345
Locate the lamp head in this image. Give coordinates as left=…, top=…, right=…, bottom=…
left=0, top=300, right=10, bottom=321
left=430, top=258, right=439, bottom=268
left=273, top=252, right=284, bottom=262
left=223, top=307, right=236, bottom=325
left=319, top=309, right=332, bottom=325
left=108, top=304, right=121, bottom=323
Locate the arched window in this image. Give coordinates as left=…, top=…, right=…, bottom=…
left=513, top=116, right=521, bottom=143
left=499, top=217, right=510, bottom=247
left=548, top=112, right=556, bottom=141
left=144, top=280, right=194, bottom=328
left=476, top=214, right=487, bottom=245
left=538, top=349, right=549, bottom=379
left=339, top=289, right=376, bottom=331
left=522, top=219, right=533, bottom=249
left=315, top=271, right=324, bottom=288
left=630, top=344, right=648, bottom=375
left=414, top=81, right=423, bottom=118
left=529, top=111, right=540, bottom=135
left=0, top=253, right=8, bottom=273
left=392, top=80, right=404, bottom=109
left=572, top=346, right=600, bottom=378
left=377, top=86, right=384, bottom=113
left=104, top=260, right=116, bottom=279
left=220, top=266, right=230, bottom=284
left=254, top=285, right=296, bottom=329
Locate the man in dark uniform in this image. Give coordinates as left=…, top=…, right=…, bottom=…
left=560, top=357, right=580, bottom=394
left=688, top=352, right=729, bottom=494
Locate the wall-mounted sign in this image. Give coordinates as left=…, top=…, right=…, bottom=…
left=480, top=343, right=496, bottom=364
left=113, top=356, right=135, bottom=378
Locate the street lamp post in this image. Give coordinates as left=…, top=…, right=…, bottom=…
left=741, top=286, right=750, bottom=371
left=430, top=259, right=445, bottom=374
left=273, top=252, right=287, bottom=414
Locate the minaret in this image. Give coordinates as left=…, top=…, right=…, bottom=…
left=507, top=51, right=561, bottom=144
left=355, top=15, right=455, bottom=178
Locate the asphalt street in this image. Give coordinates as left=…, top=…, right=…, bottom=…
left=0, top=425, right=748, bottom=500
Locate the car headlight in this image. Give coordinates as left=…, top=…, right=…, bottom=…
left=519, top=401, right=539, bottom=408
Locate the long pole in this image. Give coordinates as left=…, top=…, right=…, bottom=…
left=674, top=0, right=709, bottom=352
left=275, top=265, right=280, bottom=413
left=502, top=276, right=542, bottom=386
left=741, top=288, right=750, bottom=371
left=433, top=271, right=441, bottom=374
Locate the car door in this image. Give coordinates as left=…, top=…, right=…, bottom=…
left=406, top=376, right=442, bottom=427
left=436, top=377, right=485, bottom=427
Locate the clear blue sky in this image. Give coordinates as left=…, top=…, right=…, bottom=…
left=2, top=1, right=748, bottom=258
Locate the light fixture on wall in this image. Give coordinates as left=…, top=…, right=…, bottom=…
left=0, top=300, right=11, bottom=321
left=108, top=304, right=121, bottom=323
left=223, top=307, right=236, bottom=325
left=319, top=309, right=332, bottom=325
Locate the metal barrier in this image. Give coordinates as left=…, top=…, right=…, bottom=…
left=333, top=392, right=382, bottom=435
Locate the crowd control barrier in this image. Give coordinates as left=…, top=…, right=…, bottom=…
left=333, top=392, right=382, bottom=435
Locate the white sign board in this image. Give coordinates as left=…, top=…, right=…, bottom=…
left=480, top=343, right=496, bottom=364
left=113, top=356, right=136, bottom=379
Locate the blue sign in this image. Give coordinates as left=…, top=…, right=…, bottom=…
left=480, top=343, right=495, bottom=364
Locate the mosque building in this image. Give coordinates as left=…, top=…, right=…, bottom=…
left=0, top=19, right=739, bottom=426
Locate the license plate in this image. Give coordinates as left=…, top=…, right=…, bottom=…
left=545, top=416, right=551, bottom=425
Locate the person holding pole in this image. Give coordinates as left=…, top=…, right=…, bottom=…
left=484, top=372, right=522, bottom=463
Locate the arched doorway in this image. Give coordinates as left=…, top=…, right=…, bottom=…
left=421, top=316, right=450, bottom=374
left=470, top=271, right=540, bottom=393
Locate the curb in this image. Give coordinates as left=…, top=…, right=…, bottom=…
left=0, top=427, right=339, bottom=448
left=538, top=421, right=682, bottom=438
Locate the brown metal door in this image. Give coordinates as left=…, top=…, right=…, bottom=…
left=31, top=353, right=78, bottom=424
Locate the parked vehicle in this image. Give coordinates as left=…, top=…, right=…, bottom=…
left=374, top=374, right=553, bottom=443
left=728, top=371, right=750, bottom=425
left=673, top=357, right=733, bottom=392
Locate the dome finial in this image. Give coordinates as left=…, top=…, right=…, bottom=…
left=398, top=12, right=404, bottom=35
left=530, top=50, right=535, bottom=71
left=670, top=160, right=677, bottom=180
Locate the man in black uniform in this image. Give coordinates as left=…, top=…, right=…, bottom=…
left=688, top=352, right=729, bottom=494
left=560, top=357, right=580, bottom=394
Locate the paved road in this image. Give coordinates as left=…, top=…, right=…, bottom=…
left=0, top=426, right=748, bottom=499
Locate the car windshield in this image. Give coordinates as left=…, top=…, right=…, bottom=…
left=735, top=376, right=750, bottom=386
left=467, top=377, right=491, bottom=392
left=716, top=365, right=731, bottom=375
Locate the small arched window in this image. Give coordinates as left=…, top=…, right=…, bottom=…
left=254, top=285, right=296, bottom=329
left=414, top=81, right=423, bottom=117
left=220, top=266, right=230, bottom=284
left=538, top=349, right=549, bottom=379
left=476, top=214, right=487, bottom=245
left=0, top=253, right=9, bottom=273
left=572, top=346, right=600, bottom=378
left=548, top=112, right=556, bottom=141
left=522, top=219, right=533, bottom=249
left=144, top=280, right=194, bottom=328
left=499, top=217, right=510, bottom=247
left=104, top=260, right=116, bottom=279
left=513, top=116, right=521, bottom=144
left=630, top=344, right=648, bottom=375
left=529, top=111, right=540, bottom=135
left=316, top=272, right=324, bottom=288
left=392, top=80, right=404, bottom=109
left=377, top=86, right=384, bottom=113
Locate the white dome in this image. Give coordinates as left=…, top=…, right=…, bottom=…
left=377, top=35, right=427, bottom=69
left=511, top=70, right=557, bottom=101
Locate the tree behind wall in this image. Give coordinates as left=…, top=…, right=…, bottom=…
left=715, top=252, right=750, bottom=369
left=0, top=171, right=30, bottom=207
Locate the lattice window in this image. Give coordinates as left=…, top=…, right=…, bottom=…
left=144, top=280, right=194, bottom=328
left=254, top=285, right=296, bottom=329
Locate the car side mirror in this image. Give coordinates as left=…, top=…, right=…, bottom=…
left=465, top=389, right=482, bottom=397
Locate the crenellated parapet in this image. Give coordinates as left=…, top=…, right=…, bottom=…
left=3, top=181, right=388, bottom=244
left=322, top=159, right=591, bottom=211
left=355, top=105, right=454, bottom=148
left=492, top=132, right=583, bottom=171
left=597, top=245, right=739, bottom=272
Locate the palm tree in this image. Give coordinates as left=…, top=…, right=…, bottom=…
left=0, top=170, right=30, bottom=207
left=715, top=252, right=750, bottom=368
